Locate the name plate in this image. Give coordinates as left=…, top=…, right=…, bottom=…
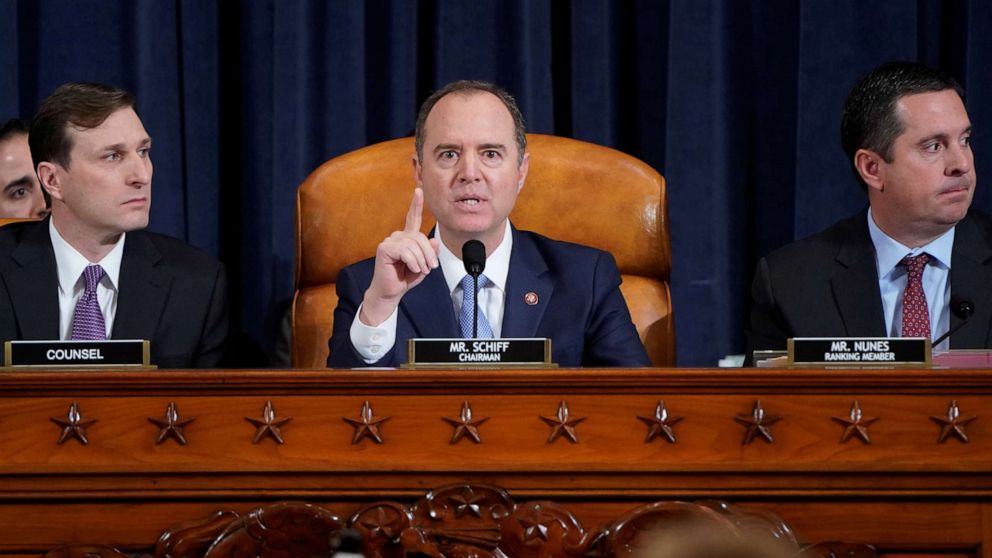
left=4, top=340, right=152, bottom=368
left=406, top=338, right=555, bottom=368
left=788, top=337, right=931, bottom=367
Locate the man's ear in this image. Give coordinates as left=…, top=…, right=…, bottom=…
left=516, top=151, right=530, bottom=193
left=36, top=162, right=65, bottom=202
left=411, top=153, right=423, bottom=186
left=854, top=148, right=885, bottom=192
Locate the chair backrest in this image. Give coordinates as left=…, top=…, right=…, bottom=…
left=0, top=217, right=38, bottom=228
left=294, top=134, right=673, bottom=367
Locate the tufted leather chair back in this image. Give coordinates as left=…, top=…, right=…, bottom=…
left=0, top=218, right=38, bottom=227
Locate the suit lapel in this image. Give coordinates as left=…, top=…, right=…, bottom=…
left=6, top=220, right=60, bottom=339
left=949, top=215, right=992, bottom=348
left=400, top=269, right=459, bottom=338
left=112, top=232, right=171, bottom=340
left=830, top=213, right=887, bottom=336
left=502, top=229, right=553, bottom=338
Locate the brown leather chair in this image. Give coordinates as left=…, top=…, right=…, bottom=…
left=0, top=217, right=39, bottom=227
left=293, top=134, right=673, bottom=367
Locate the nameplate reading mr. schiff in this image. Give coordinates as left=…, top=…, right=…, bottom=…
left=406, top=338, right=554, bottom=368
left=4, top=340, right=152, bottom=368
left=788, top=337, right=931, bottom=367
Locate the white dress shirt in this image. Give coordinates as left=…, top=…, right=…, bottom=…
left=350, top=220, right=513, bottom=363
left=49, top=219, right=126, bottom=340
left=867, top=209, right=953, bottom=350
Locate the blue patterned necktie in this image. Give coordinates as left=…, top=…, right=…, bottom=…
left=459, top=274, right=494, bottom=339
left=70, top=265, right=107, bottom=340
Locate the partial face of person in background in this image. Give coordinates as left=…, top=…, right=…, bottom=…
left=0, top=133, right=47, bottom=219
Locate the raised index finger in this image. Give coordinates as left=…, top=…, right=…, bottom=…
left=404, top=187, right=424, bottom=233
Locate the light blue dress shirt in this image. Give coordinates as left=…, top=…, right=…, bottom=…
left=867, top=209, right=953, bottom=351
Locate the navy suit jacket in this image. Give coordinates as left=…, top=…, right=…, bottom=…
left=327, top=228, right=651, bottom=368
left=0, top=218, right=229, bottom=368
left=747, top=209, right=992, bottom=362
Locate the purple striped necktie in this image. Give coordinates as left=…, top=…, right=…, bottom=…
left=70, top=264, right=107, bottom=340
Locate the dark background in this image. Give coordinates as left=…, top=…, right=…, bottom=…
left=2, top=1, right=989, bottom=367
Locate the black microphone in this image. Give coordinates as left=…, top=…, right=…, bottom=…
left=931, top=297, right=975, bottom=348
left=462, top=240, right=486, bottom=338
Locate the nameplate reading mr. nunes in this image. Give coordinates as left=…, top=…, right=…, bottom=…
left=788, top=337, right=931, bottom=367
left=4, top=340, right=151, bottom=368
left=406, top=338, right=554, bottom=368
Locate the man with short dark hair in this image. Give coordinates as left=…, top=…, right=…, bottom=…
left=0, top=82, right=228, bottom=368
left=327, top=80, right=650, bottom=367
left=747, top=61, right=991, bottom=359
left=0, top=118, right=47, bottom=219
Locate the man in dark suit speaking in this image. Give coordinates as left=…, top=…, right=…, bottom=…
left=0, top=83, right=228, bottom=368
left=328, top=80, right=650, bottom=368
left=747, top=61, right=992, bottom=360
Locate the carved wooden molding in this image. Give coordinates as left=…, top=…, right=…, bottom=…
left=930, top=400, right=977, bottom=443
left=44, top=483, right=876, bottom=558
left=734, top=400, right=781, bottom=445
left=831, top=401, right=878, bottom=444
left=344, top=400, right=389, bottom=444
left=149, top=401, right=195, bottom=445
left=50, top=401, right=96, bottom=445
left=245, top=401, right=292, bottom=444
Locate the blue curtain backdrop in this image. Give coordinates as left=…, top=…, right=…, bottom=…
left=2, top=0, right=991, bottom=366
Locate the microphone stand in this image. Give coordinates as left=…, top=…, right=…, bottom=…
left=932, top=317, right=970, bottom=347
left=472, top=273, right=479, bottom=338
left=461, top=239, right=487, bottom=339
left=931, top=299, right=975, bottom=348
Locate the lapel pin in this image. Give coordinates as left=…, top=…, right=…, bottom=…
left=524, top=292, right=539, bottom=306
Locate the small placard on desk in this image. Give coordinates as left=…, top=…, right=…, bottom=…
left=788, top=337, right=931, bottom=367
left=405, top=338, right=555, bottom=368
left=4, top=340, right=152, bottom=369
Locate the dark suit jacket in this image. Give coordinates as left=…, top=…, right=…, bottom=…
left=327, top=228, right=651, bottom=368
left=0, top=219, right=228, bottom=368
left=747, top=209, right=992, bottom=361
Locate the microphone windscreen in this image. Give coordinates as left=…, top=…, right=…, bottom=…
left=952, top=298, right=975, bottom=319
left=462, top=240, right=486, bottom=275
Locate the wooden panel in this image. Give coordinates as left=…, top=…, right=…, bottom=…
left=0, top=368, right=990, bottom=555
left=2, top=395, right=989, bottom=474
left=983, top=503, right=992, bottom=558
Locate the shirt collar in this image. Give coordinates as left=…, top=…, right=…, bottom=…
left=867, top=207, right=954, bottom=278
left=49, top=218, right=126, bottom=295
left=437, top=219, right=513, bottom=294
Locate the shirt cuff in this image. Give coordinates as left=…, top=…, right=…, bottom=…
left=349, top=303, right=398, bottom=363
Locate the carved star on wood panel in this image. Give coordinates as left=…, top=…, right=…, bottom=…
left=442, top=401, right=489, bottom=444
left=734, top=400, right=781, bottom=445
left=516, top=504, right=564, bottom=543
left=245, top=401, right=292, bottom=444
left=832, top=400, right=878, bottom=444
left=50, top=401, right=97, bottom=445
left=539, top=400, right=586, bottom=444
left=358, top=506, right=405, bottom=540
left=448, top=488, right=486, bottom=518
left=637, top=400, right=683, bottom=443
left=148, top=402, right=195, bottom=445
left=343, top=400, right=390, bottom=444
left=519, top=513, right=552, bottom=541
left=930, top=400, right=976, bottom=443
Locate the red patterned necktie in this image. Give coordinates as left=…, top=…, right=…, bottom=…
left=900, top=253, right=930, bottom=338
